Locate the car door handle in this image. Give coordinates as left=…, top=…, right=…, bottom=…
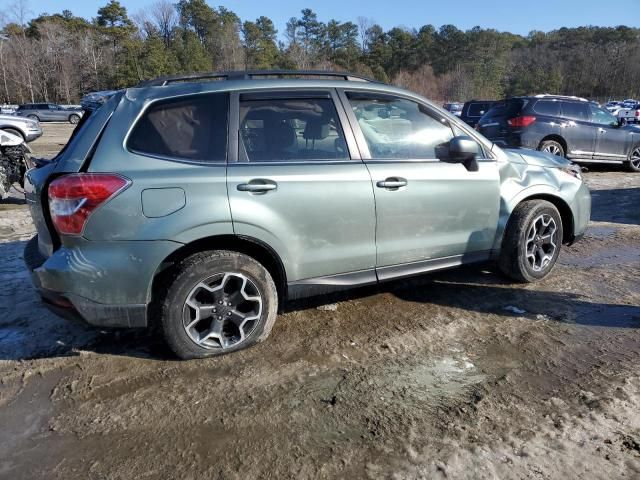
left=376, top=178, right=408, bottom=189
left=237, top=180, right=277, bottom=193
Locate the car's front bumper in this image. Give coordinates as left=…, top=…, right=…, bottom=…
left=24, top=126, right=43, bottom=143
left=24, top=235, right=181, bottom=328
left=568, top=180, right=591, bottom=244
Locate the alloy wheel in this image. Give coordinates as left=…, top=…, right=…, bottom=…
left=630, top=147, right=640, bottom=170
left=525, top=214, right=558, bottom=272
left=543, top=144, right=562, bottom=156
left=182, top=272, right=262, bottom=349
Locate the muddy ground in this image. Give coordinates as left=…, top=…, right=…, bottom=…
left=0, top=123, right=639, bottom=479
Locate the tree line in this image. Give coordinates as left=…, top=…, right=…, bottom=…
left=1, top=0, right=639, bottom=105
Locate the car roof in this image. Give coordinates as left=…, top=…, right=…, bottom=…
left=127, top=77, right=436, bottom=110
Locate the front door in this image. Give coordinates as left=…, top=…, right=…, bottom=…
left=339, top=90, right=500, bottom=279
left=227, top=90, right=377, bottom=284
left=588, top=104, right=629, bottom=160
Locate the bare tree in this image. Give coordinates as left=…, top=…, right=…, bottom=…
left=151, top=0, right=178, bottom=47
left=357, top=16, right=374, bottom=51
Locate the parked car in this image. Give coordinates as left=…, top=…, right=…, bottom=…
left=615, top=101, right=640, bottom=124
left=0, top=114, right=42, bottom=142
left=0, top=129, right=32, bottom=198
left=16, top=103, right=83, bottom=124
left=605, top=101, right=622, bottom=113
left=477, top=94, right=640, bottom=171
left=443, top=102, right=463, bottom=116
left=0, top=105, right=17, bottom=115
left=460, top=100, right=498, bottom=127
left=23, top=70, right=590, bottom=359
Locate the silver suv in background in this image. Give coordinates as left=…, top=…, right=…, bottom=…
left=16, top=103, right=83, bottom=124
left=23, top=70, right=591, bottom=360
left=0, top=113, right=42, bottom=142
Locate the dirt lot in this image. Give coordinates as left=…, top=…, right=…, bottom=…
left=1, top=123, right=639, bottom=479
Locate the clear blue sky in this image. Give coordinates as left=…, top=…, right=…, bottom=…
left=1, top=0, right=638, bottom=35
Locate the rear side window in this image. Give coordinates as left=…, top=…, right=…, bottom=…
left=483, top=99, right=525, bottom=118
left=128, top=93, right=228, bottom=162
left=533, top=100, right=561, bottom=117
left=239, top=97, right=349, bottom=162
left=560, top=102, right=589, bottom=122
left=467, top=103, right=492, bottom=117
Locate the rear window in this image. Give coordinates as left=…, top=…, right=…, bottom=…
left=467, top=102, right=494, bottom=117
left=128, top=93, right=228, bottom=162
left=484, top=99, right=525, bottom=118
left=533, top=100, right=561, bottom=117
left=560, top=102, right=589, bottom=122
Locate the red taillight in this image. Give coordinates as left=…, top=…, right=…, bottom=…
left=635, top=110, right=639, bottom=117
left=507, top=116, right=536, bottom=128
left=48, top=173, right=129, bottom=235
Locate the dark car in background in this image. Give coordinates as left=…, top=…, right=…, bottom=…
left=477, top=95, right=640, bottom=171
left=460, top=100, right=498, bottom=127
left=16, top=103, right=83, bottom=124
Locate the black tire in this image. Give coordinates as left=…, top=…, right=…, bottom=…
left=27, top=114, right=39, bottom=121
left=539, top=139, right=565, bottom=158
left=498, top=200, right=563, bottom=283
left=69, top=114, right=80, bottom=124
left=159, top=250, right=278, bottom=359
left=624, top=145, right=640, bottom=172
left=1, top=128, right=24, bottom=140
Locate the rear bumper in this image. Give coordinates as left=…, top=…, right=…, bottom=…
left=24, top=235, right=181, bottom=328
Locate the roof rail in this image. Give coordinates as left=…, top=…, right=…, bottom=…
left=534, top=94, right=589, bottom=102
left=137, top=70, right=382, bottom=87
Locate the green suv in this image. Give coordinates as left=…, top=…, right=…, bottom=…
left=23, top=71, right=591, bottom=359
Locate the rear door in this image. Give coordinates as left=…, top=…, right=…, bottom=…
left=226, top=89, right=376, bottom=284
left=559, top=101, right=596, bottom=157
left=588, top=104, right=629, bottom=160
left=340, top=90, right=500, bottom=278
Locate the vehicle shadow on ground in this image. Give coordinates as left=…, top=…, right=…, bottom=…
left=287, top=265, right=640, bottom=328
left=391, top=267, right=640, bottom=327
left=589, top=187, right=640, bottom=225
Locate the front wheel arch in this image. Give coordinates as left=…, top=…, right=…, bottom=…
left=512, top=194, right=574, bottom=245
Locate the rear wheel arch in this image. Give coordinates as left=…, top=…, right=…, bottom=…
left=511, top=194, right=574, bottom=244
left=538, top=135, right=567, bottom=155
left=150, top=234, right=288, bottom=312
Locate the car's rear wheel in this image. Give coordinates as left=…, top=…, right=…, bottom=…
left=159, top=250, right=278, bottom=359
left=539, top=140, right=565, bottom=157
left=499, top=200, right=563, bottom=283
left=69, top=114, right=80, bottom=124
left=624, top=146, right=640, bottom=172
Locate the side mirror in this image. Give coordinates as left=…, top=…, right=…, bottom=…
left=438, top=136, right=480, bottom=172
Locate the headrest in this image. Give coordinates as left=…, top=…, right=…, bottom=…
left=268, top=120, right=296, bottom=151
left=303, top=118, right=330, bottom=140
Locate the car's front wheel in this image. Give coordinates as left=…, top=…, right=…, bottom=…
left=159, top=250, right=278, bottom=359
left=624, top=146, right=640, bottom=172
left=499, top=200, right=563, bottom=283
left=69, top=114, right=80, bottom=124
